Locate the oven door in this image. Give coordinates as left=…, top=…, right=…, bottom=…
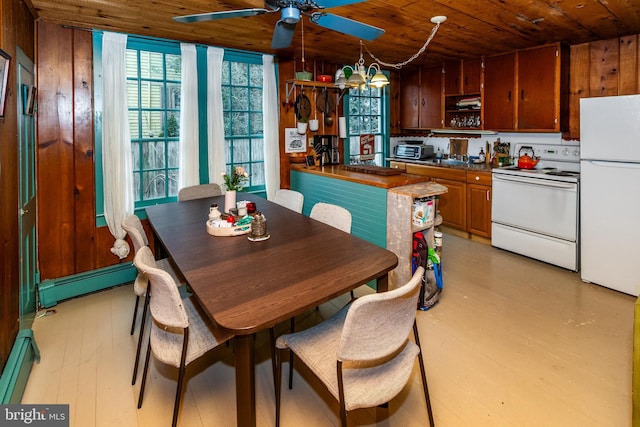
left=492, top=173, right=578, bottom=241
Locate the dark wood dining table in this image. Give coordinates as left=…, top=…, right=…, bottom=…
left=145, top=193, right=398, bottom=427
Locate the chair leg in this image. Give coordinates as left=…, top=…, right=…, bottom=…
left=337, top=360, right=348, bottom=427
left=172, top=328, right=189, bottom=427
left=130, top=295, right=140, bottom=335
left=132, top=291, right=150, bottom=385
left=269, top=328, right=277, bottom=395
left=137, top=333, right=152, bottom=409
left=414, top=322, right=435, bottom=427
left=288, top=318, right=295, bottom=389
left=275, top=348, right=283, bottom=427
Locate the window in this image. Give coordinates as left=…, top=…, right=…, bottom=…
left=126, top=43, right=182, bottom=206
left=221, top=58, right=265, bottom=192
left=345, top=85, right=388, bottom=165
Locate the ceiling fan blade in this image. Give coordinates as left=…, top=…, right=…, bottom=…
left=271, top=20, right=297, bottom=49
left=173, top=8, right=270, bottom=24
left=311, top=13, right=384, bottom=41
left=315, top=0, right=367, bottom=9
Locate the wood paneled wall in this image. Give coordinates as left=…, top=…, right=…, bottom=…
left=36, top=22, right=131, bottom=280
left=0, top=0, right=34, bottom=373
left=569, top=35, right=640, bottom=139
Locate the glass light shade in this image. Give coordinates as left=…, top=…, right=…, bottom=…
left=334, top=75, right=348, bottom=90
left=347, top=72, right=365, bottom=88
left=369, top=71, right=389, bottom=88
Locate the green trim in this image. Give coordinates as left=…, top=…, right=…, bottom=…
left=38, top=263, right=137, bottom=309
left=197, top=45, right=210, bottom=184
left=93, top=31, right=105, bottom=224
left=0, top=329, right=39, bottom=404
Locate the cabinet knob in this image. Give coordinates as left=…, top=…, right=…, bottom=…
left=475, top=176, right=480, bottom=180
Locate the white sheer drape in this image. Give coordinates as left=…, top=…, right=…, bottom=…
left=207, top=47, right=227, bottom=188
left=263, top=55, right=280, bottom=200
left=178, top=43, right=200, bottom=190
left=102, top=32, right=134, bottom=259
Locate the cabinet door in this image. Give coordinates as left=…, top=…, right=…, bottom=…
left=443, top=60, right=461, bottom=95
left=467, top=184, right=492, bottom=237
left=462, top=58, right=482, bottom=94
left=400, top=68, right=420, bottom=128
left=484, top=53, right=516, bottom=130
left=419, top=65, right=443, bottom=128
left=434, top=178, right=466, bottom=230
left=517, top=45, right=558, bottom=130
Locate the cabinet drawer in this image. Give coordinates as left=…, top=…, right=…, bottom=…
left=466, top=171, right=492, bottom=186
left=389, top=161, right=407, bottom=171
left=406, top=164, right=466, bottom=181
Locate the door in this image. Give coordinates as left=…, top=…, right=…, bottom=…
left=517, top=45, right=557, bottom=130
left=399, top=68, right=420, bottom=128
left=419, top=65, right=442, bottom=129
left=17, top=48, right=38, bottom=328
left=581, top=160, right=640, bottom=296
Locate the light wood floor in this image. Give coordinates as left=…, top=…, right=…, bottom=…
left=22, top=233, right=635, bottom=427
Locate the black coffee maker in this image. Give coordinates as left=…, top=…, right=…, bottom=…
left=313, top=135, right=339, bottom=165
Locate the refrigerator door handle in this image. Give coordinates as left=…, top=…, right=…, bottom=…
left=589, top=160, right=640, bottom=170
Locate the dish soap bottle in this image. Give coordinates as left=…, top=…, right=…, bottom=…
left=436, top=147, right=443, bottom=161
left=478, top=148, right=485, bottom=163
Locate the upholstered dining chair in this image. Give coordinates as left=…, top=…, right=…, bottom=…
left=309, top=202, right=352, bottom=233
left=177, top=183, right=223, bottom=201
left=133, top=246, right=234, bottom=427
left=275, top=266, right=434, bottom=427
left=122, top=214, right=186, bottom=386
left=273, top=189, right=304, bottom=213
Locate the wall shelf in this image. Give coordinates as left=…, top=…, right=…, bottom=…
left=285, top=79, right=345, bottom=104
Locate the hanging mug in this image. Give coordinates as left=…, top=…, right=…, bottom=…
left=308, top=119, right=319, bottom=132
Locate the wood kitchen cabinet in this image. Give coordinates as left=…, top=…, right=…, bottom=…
left=444, top=59, right=483, bottom=129
left=484, top=53, right=516, bottom=130
left=483, top=43, right=569, bottom=131
left=466, top=171, right=492, bottom=238
left=404, top=164, right=467, bottom=231
left=400, top=65, right=443, bottom=129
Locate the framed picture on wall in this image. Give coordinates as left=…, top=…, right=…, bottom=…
left=0, top=49, right=11, bottom=117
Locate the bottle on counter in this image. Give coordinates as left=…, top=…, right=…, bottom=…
left=478, top=148, right=485, bottom=163
left=436, top=147, right=443, bottom=161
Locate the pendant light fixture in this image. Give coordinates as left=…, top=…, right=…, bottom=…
left=335, top=15, right=447, bottom=90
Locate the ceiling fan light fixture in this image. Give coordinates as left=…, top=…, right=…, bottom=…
left=281, top=6, right=300, bottom=24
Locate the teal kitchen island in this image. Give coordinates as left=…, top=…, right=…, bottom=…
left=290, top=164, right=447, bottom=287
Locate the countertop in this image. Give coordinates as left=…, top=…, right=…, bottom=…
left=291, top=164, right=431, bottom=189
left=387, top=157, right=495, bottom=173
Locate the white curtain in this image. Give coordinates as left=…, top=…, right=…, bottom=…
left=102, top=32, right=134, bottom=259
left=178, top=43, right=200, bottom=190
left=207, top=47, right=227, bottom=189
left=263, top=55, right=280, bottom=200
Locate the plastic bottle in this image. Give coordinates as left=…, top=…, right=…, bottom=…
left=478, top=148, right=485, bottom=163
left=436, top=147, right=443, bottom=160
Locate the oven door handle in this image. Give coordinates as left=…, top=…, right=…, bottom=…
left=493, top=173, right=577, bottom=189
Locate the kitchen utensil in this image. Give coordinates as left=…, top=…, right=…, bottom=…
left=294, top=90, right=311, bottom=121
left=517, top=146, right=540, bottom=169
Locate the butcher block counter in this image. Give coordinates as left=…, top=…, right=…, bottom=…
left=290, top=164, right=431, bottom=189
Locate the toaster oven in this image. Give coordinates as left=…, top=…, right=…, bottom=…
left=393, top=144, right=434, bottom=160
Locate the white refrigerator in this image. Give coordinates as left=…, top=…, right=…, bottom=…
left=580, top=94, right=640, bottom=296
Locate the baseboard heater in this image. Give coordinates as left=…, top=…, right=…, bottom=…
left=38, top=263, right=137, bottom=308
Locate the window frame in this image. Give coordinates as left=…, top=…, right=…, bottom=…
left=93, top=33, right=270, bottom=225
left=343, top=79, right=391, bottom=166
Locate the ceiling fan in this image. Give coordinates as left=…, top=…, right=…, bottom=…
left=173, top=0, right=385, bottom=49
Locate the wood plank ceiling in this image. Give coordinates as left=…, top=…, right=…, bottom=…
left=26, top=0, right=640, bottom=68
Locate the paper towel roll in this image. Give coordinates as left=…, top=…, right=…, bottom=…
left=338, top=116, right=347, bottom=138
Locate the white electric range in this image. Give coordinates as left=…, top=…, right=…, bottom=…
left=491, top=144, right=581, bottom=271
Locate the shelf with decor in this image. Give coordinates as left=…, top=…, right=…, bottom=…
left=444, top=93, right=482, bottom=129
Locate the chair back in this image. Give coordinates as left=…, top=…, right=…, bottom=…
left=310, top=202, right=352, bottom=233
left=133, top=246, right=189, bottom=329
left=122, top=214, right=149, bottom=252
left=337, top=266, right=424, bottom=362
left=178, top=183, right=223, bottom=201
left=273, top=189, right=304, bottom=213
